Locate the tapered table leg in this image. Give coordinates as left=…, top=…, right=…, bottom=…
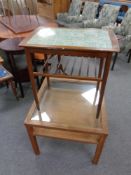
left=92, top=135, right=107, bottom=164
left=25, top=125, right=40, bottom=155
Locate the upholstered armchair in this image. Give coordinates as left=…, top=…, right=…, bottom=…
left=64, top=1, right=99, bottom=27
left=83, top=4, right=120, bottom=28
left=57, top=0, right=82, bottom=26
left=105, top=8, right=131, bottom=70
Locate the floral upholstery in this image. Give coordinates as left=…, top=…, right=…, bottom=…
left=105, top=9, right=131, bottom=52
left=103, top=9, right=131, bottom=69
left=66, top=1, right=99, bottom=24
left=68, top=0, right=82, bottom=16
left=82, top=1, right=99, bottom=20
left=57, top=0, right=82, bottom=26
left=115, top=8, right=131, bottom=36
left=83, top=4, right=120, bottom=28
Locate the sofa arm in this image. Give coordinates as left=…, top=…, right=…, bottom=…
left=83, top=19, right=100, bottom=28
left=57, top=12, right=68, bottom=21
left=66, top=15, right=83, bottom=23
left=125, top=35, right=131, bottom=41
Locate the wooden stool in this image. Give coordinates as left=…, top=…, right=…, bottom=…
left=0, top=64, right=18, bottom=99
left=0, top=38, right=30, bottom=97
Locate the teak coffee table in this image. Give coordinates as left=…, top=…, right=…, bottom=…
left=20, top=27, right=119, bottom=164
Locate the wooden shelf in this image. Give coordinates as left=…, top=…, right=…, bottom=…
left=34, top=56, right=101, bottom=81
left=20, top=27, right=119, bottom=164
left=25, top=79, right=108, bottom=164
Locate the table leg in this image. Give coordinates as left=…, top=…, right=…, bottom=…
left=25, top=48, right=40, bottom=110
left=94, top=58, right=104, bottom=104
left=92, top=135, right=107, bottom=164
left=44, top=54, right=50, bottom=87
left=96, top=54, right=112, bottom=118
left=111, top=53, right=118, bottom=70
left=25, top=125, right=40, bottom=155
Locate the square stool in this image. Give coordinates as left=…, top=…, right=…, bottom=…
left=0, top=65, right=18, bottom=99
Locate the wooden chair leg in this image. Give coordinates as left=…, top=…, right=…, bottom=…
left=9, top=79, right=19, bottom=100
left=25, top=125, right=40, bottom=155
left=92, top=135, right=107, bottom=164
left=127, top=51, right=131, bottom=63
left=5, top=81, right=9, bottom=88
left=111, top=53, right=118, bottom=70
left=18, top=81, right=24, bottom=98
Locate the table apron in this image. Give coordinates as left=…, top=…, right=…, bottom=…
left=25, top=47, right=113, bottom=59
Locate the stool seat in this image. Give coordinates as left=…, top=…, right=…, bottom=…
left=0, top=38, right=24, bottom=52
left=0, top=65, right=13, bottom=81
left=0, top=65, right=18, bottom=99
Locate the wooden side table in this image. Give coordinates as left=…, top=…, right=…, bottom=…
left=20, top=27, right=119, bottom=164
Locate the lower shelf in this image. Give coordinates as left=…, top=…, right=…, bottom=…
left=25, top=78, right=108, bottom=164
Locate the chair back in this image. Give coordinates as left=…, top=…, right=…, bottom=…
left=82, top=1, right=99, bottom=20
left=98, top=4, right=120, bottom=25
left=68, top=0, right=82, bottom=16
left=120, top=8, right=131, bottom=35
left=0, top=8, right=12, bottom=16
left=0, top=0, right=37, bottom=15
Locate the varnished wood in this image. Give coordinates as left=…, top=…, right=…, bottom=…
left=96, top=53, right=112, bottom=118
left=20, top=27, right=119, bottom=118
left=0, top=15, right=40, bottom=34
left=24, top=78, right=108, bottom=164
left=0, top=16, right=58, bottom=39
left=0, top=56, right=4, bottom=64
left=37, top=0, right=70, bottom=19
left=21, top=27, right=119, bottom=163
left=25, top=125, right=40, bottom=155
left=25, top=48, right=40, bottom=109
left=92, top=135, right=107, bottom=164
left=0, top=38, right=28, bottom=97
left=20, top=27, right=119, bottom=53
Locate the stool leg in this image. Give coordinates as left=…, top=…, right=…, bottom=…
left=18, top=81, right=24, bottom=98
left=7, top=53, right=24, bottom=98
left=9, top=79, right=19, bottom=100
left=5, top=81, right=9, bottom=88
left=111, top=53, right=118, bottom=70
